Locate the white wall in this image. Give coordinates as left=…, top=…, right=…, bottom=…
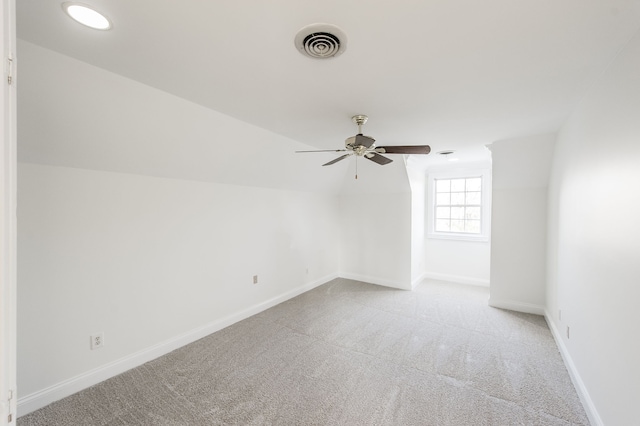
left=336, top=158, right=414, bottom=290
left=17, top=163, right=340, bottom=411
left=406, top=161, right=426, bottom=287
left=546, top=30, right=640, bottom=426
left=490, top=188, right=548, bottom=312
left=423, top=162, right=492, bottom=287
left=17, top=40, right=344, bottom=194
left=423, top=239, right=491, bottom=286
left=489, top=134, right=555, bottom=313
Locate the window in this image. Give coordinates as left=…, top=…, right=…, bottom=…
left=434, top=177, right=482, bottom=234
left=427, top=169, right=491, bottom=241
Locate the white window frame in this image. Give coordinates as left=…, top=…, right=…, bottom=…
left=426, top=168, right=491, bottom=242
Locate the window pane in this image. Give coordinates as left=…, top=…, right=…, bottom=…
left=465, top=220, right=481, bottom=234
left=451, top=220, right=465, bottom=232
left=431, top=173, right=486, bottom=236
left=451, top=207, right=464, bottom=219
left=466, top=206, right=481, bottom=220
left=466, top=178, right=481, bottom=191
left=466, top=192, right=481, bottom=205
left=436, top=179, right=450, bottom=192
left=436, top=193, right=450, bottom=205
left=451, top=193, right=465, bottom=205
left=436, top=207, right=450, bottom=219
left=435, top=219, right=450, bottom=232
left=451, top=179, right=465, bottom=192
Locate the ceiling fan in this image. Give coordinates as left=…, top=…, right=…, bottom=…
left=296, top=115, right=431, bottom=178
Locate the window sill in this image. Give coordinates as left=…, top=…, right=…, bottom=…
left=427, top=232, right=489, bottom=243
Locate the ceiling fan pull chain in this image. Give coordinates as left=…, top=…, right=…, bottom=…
left=355, top=156, right=358, bottom=179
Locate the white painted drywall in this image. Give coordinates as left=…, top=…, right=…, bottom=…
left=17, top=163, right=340, bottom=400
left=489, top=187, right=548, bottom=312
left=546, top=30, right=640, bottom=426
left=337, top=156, right=414, bottom=290
left=338, top=191, right=412, bottom=290
left=490, top=133, right=557, bottom=190
left=423, top=239, right=491, bottom=286
left=16, top=40, right=344, bottom=194
left=406, top=162, right=426, bottom=287
left=422, top=162, right=492, bottom=287
left=488, top=134, right=555, bottom=313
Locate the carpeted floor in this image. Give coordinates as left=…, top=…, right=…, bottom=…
left=18, top=278, right=589, bottom=425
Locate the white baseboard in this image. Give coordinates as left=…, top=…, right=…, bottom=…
left=411, top=273, right=427, bottom=289
left=544, top=311, right=602, bottom=426
left=338, top=272, right=410, bottom=290
left=421, top=271, right=490, bottom=288
left=17, top=273, right=337, bottom=417
left=487, top=298, right=545, bottom=315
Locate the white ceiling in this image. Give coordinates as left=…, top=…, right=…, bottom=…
left=17, top=0, right=640, bottom=163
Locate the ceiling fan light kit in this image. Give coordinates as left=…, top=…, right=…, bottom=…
left=296, top=115, right=431, bottom=178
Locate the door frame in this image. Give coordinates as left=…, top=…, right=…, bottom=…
left=1, top=0, right=17, bottom=424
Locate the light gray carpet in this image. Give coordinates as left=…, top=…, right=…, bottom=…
left=18, top=278, right=589, bottom=425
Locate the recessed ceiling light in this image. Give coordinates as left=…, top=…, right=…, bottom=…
left=62, top=2, right=112, bottom=30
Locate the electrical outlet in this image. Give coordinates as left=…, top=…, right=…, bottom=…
left=91, top=332, right=104, bottom=350
left=566, top=326, right=570, bottom=339
left=253, top=275, right=258, bottom=284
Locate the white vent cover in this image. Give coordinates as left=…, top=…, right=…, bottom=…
left=294, top=24, right=347, bottom=59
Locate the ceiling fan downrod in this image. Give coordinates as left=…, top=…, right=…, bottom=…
left=352, top=114, right=368, bottom=135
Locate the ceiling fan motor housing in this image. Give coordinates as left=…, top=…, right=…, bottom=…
left=345, top=134, right=375, bottom=153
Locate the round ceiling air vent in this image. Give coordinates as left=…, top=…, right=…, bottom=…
left=294, top=24, right=347, bottom=59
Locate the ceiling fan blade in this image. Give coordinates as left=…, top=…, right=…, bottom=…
left=376, top=145, right=431, bottom=155
left=296, top=149, right=349, bottom=153
left=322, top=153, right=352, bottom=166
left=365, top=152, right=393, bottom=165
